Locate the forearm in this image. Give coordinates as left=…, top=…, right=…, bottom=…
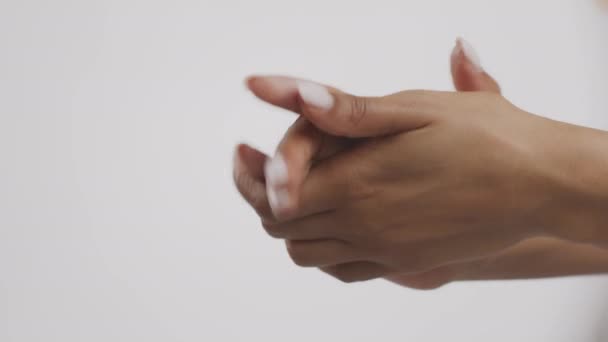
left=466, top=121, right=608, bottom=280
left=458, top=237, right=608, bottom=281
left=463, top=121, right=608, bottom=282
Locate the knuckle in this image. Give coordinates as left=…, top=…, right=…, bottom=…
left=332, top=269, right=359, bottom=283
left=347, top=96, right=368, bottom=127
left=329, top=265, right=380, bottom=284
left=261, top=219, right=282, bottom=239
left=285, top=242, right=312, bottom=267
left=390, top=89, right=442, bottom=117
left=412, top=275, right=449, bottom=291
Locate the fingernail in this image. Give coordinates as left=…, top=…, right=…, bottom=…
left=264, top=153, right=288, bottom=187
left=296, top=80, right=334, bottom=111
left=264, top=153, right=290, bottom=214
left=266, top=186, right=290, bottom=214
left=457, top=37, right=483, bottom=72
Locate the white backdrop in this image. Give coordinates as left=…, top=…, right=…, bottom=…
left=1, top=0, right=607, bottom=341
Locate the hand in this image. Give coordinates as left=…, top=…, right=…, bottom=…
left=237, top=38, right=608, bottom=286
left=236, top=38, right=502, bottom=288
left=235, top=38, right=515, bottom=285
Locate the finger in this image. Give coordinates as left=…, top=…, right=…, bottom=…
left=265, top=209, right=352, bottom=240
left=321, top=261, right=392, bottom=283
left=247, top=75, right=352, bottom=217
left=235, top=143, right=267, bottom=180
left=285, top=239, right=361, bottom=267
left=246, top=75, right=343, bottom=115
left=264, top=117, right=353, bottom=217
left=233, top=144, right=274, bottom=220
left=246, top=75, right=302, bottom=113
left=273, top=138, right=384, bottom=221
left=265, top=149, right=362, bottom=221
left=247, top=75, right=439, bottom=138
left=450, top=37, right=501, bottom=94
left=263, top=118, right=320, bottom=216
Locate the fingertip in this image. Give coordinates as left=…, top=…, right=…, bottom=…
left=450, top=37, right=463, bottom=66
left=240, top=143, right=268, bottom=159
left=244, top=75, right=301, bottom=112
left=237, top=143, right=269, bottom=181
left=451, top=45, right=483, bottom=92
left=456, top=37, right=482, bottom=72
left=244, top=74, right=268, bottom=91
left=235, top=143, right=251, bottom=167
left=235, top=142, right=248, bottom=158
left=243, top=76, right=258, bottom=93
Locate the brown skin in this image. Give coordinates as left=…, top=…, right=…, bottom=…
left=387, top=238, right=608, bottom=290
left=234, top=40, right=608, bottom=287
left=234, top=142, right=608, bottom=289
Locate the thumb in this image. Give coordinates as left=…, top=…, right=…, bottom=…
left=294, top=78, right=435, bottom=138
left=450, top=38, right=501, bottom=94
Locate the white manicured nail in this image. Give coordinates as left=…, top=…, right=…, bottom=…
left=297, top=80, right=334, bottom=110
left=457, top=37, right=483, bottom=72
left=264, top=153, right=288, bottom=187
left=267, top=186, right=290, bottom=214
left=264, top=153, right=290, bottom=214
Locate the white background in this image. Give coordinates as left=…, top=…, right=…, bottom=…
left=1, top=0, right=607, bottom=341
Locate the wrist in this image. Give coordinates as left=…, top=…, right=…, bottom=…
left=535, top=122, right=608, bottom=245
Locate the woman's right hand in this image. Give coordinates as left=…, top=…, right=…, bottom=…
left=236, top=38, right=506, bottom=287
